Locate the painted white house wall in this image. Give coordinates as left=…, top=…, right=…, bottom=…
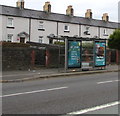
left=58, top=22, right=79, bottom=37
left=0, top=15, right=2, bottom=41
left=31, top=19, right=57, bottom=44
left=2, top=16, right=29, bottom=42
left=0, top=14, right=117, bottom=44
left=13, top=17, right=29, bottom=43
left=1, top=16, right=7, bottom=41
left=81, top=25, right=99, bottom=38
left=100, top=27, right=115, bottom=39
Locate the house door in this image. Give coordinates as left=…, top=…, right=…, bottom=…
left=20, top=37, right=25, bottom=43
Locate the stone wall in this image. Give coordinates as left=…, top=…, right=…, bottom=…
left=2, top=42, right=65, bottom=71
left=2, top=47, right=32, bottom=71
left=1, top=42, right=118, bottom=71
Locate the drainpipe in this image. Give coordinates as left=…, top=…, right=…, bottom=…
left=79, top=24, right=81, bottom=37
left=98, top=26, right=100, bottom=38
left=29, top=18, right=31, bottom=42
left=57, top=22, right=58, bottom=36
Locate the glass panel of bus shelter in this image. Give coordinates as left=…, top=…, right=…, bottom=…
left=68, top=40, right=81, bottom=68
left=94, top=41, right=106, bottom=67
left=82, top=41, right=94, bottom=69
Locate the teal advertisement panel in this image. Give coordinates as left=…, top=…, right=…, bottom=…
left=95, top=41, right=106, bottom=66
left=68, top=41, right=81, bottom=68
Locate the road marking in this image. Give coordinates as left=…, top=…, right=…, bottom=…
left=97, top=80, right=119, bottom=84
left=67, top=101, right=120, bottom=115
left=1, top=86, right=68, bottom=98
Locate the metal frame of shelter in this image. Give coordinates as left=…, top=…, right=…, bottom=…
left=47, top=35, right=107, bottom=72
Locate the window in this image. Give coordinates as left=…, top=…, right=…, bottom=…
left=49, top=39, right=53, bottom=44
left=103, top=29, right=108, bottom=36
left=7, top=34, right=13, bottom=42
left=39, top=25, right=43, bottom=29
left=104, top=29, right=106, bottom=34
left=38, top=21, right=45, bottom=31
left=64, top=25, right=69, bottom=32
left=84, top=26, right=90, bottom=35
left=7, top=18, right=14, bottom=27
left=86, top=26, right=90, bottom=31
left=38, top=36, right=43, bottom=43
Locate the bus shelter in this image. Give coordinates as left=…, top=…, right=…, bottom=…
left=47, top=35, right=106, bottom=72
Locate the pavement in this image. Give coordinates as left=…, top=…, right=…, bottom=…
left=1, top=64, right=119, bottom=83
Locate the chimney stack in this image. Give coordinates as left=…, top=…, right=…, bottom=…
left=85, top=9, right=92, bottom=18
left=102, top=13, right=109, bottom=21
left=66, top=5, right=74, bottom=16
left=16, top=0, right=25, bottom=9
left=43, top=1, right=51, bottom=13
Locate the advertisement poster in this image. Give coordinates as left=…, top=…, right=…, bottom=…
left=95, top=41, right=106, bottom=66
left=68, top=41, right=81, bottom=68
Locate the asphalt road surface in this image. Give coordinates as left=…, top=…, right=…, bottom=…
left=2, top=72, right=119, bottom=115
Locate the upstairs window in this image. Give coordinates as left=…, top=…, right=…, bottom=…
left=7, top=18, right=14, bottom=27
left=64, top=25, right=70, bottom=32
left=103, top=29, right=108, bottom=36
left=86, top=26, right=90, bottom=31
left=84, top=26, right=90, bottom=35
left=104, top=29, right=106, bottom=34
left=7, top=34, right=13, bottom=42
left=38, top=21, right=45, bottom=31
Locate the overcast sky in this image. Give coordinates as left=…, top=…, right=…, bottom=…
left=0, top=0, right=119, bottom=22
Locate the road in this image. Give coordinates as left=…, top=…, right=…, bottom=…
left=2, top=72, right=119, bottom=115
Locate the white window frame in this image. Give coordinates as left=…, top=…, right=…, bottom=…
left=86, top=26, right=90, bottom=31
left=38, top=36, right=43, bottom=43
left=84, top=26, right=90, bottom=35
left=7, top=18, right=14, bottom=27
left=64, top=25, right=69, bottom=32
left=103, top=28, right=108, bottom=36
left=7, top=34, right=13, bottom=42
left=38, top=21, right=45, bottom=30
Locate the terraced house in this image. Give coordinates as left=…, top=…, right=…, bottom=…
left=0, top=0, right=119, bottom=44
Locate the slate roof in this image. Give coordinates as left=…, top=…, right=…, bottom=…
left=0, top=5, right=119, bottom=29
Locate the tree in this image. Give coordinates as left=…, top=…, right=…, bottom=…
left=108, top=29, right=120, bottom=50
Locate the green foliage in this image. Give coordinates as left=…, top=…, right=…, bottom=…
left=54, top=41, right=94, bottom=48
left=54, top=41, right=65, bottom=45
left=1, top=42, right=30, bottom=48
left=82, top=43, right=93, bottom=48
left=108, top=29, right=120, bottom=50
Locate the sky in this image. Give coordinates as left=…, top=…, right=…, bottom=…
left=0, top=0, right=119, bottom=22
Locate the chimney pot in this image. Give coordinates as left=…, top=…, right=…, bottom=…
left=43, top=1, right=51, bottom=13
left=85, top=9, right=92, bottom=18
left=87, top=9, right=92, bottom=12
left=66, top=5, right=74, bottom=16
left=102, top=13, right=109, bottom=21
left=16, top=0, right=25, bottom=9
